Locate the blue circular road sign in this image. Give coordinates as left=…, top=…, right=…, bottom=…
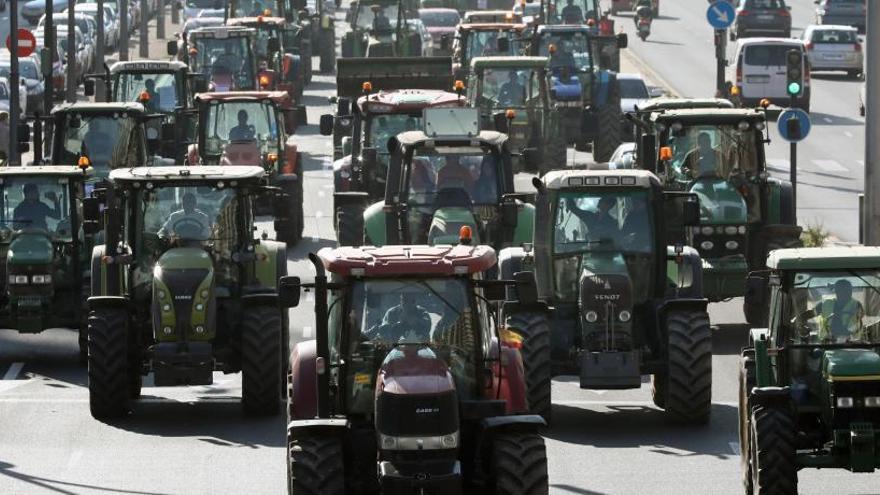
left=706, top=2, right=736, bottom=30
left=777, top=108, right=811, bottom=143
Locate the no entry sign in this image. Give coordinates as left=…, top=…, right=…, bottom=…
left=6, top=29, right=37, bottom=58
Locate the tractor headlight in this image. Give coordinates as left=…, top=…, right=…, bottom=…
left=700, top=241, right=714, bottom=251
left=31, top=274, right=52, bottom=284
left=9, top=275, right=28, bottom=284
left=195, top=325, right=205, bottom=334
left=158, top=290, right=166, bottom=299
left=441, top=433, right=459, bottom=448
left=700, top=226, right=714, bottom=236
left=163, top=326, right=173, bottom=335
left=738, top=225, right=747, bottom=234
left=725, top=240, right=739, bottom=250
left=836, top=396, right=855, bottom=408
left=380, top=434, right=397, bottom=450
left=864, top=396, right=880, bottom=408
left=585, top=310, right=598, bottom=323
left=724, top=226, right=739, bottom=235
left=195, top=303, right=204, bottom=311
left=163, top=304, right=171, bottom=312
left=618, top=310, right=631, bottom=322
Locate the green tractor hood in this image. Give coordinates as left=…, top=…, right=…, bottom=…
left=7, top=231, right=54, bottom=266
left=690, top=178, right=747, bottom=225
left=823, top=349, right=880, bottom=381
left=428, top=207, right=480, bottom=245
left=152, top=247, right=216, bottom=342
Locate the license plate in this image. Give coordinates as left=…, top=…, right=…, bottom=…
left=746, top=75, right=770, bottom=83
left=824, top=53, right=846, bottom=60
left=757, top=14, right=774, bottom=21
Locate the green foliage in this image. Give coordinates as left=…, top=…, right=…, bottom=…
left=801, top=224, right=829, bottom=248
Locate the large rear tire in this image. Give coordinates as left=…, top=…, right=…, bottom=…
left=541, top=121, right=568, bottom=177
left=241, top=305, right=282, bottom=415
left=504, top=312, right=552, bottom=424
left=749, top=405, right=798, bottom=494
left=491, top=431, right=549, bottom=495
left=663, top=310, right=712, bottom=423
left=738, top=354, right=756, bottom=494
left=593, top=83, right=622, bottom=163
left=336, top=205, right=364, bottom=247
left=87, top=309, right=130, bottom=419
left=288, top=435, right=345, bottom=495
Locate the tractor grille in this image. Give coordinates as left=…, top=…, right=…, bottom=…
left=376, top=390, right=458, bottom=437
left=163, top=269, right=210, bottom=335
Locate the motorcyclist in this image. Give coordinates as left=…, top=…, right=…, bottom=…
left=634, top=0, right=653, bottom=26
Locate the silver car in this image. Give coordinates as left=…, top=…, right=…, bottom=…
left=803, top=24, right=863, bottom=78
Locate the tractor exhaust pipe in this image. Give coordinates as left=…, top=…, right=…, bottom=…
left=308, top=252, right=331, bottom=419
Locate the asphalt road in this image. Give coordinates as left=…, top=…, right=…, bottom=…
left=0, top=1, right=878, bottom=494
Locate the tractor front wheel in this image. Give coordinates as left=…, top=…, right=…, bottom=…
left=491, top=431, right=549, bottom=495
left=541, top=128, right=568, bottom=177
left=504, top=311, right=552, bottom=424
left=87, top=309, right=130, bottom=419
left=663, top=310, right=712, bottom=423
left=336, top=205, right=365, bottom=247
left=749, top=405, right=798, bottom=494
left=241, top=305, right=283, bottom=415
left=288, top=435, right=345, bottom=495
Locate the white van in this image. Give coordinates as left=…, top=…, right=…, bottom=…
left=731, top=37, right=811, bottom=112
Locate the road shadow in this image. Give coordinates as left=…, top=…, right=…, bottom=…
left=0, top=460, right=172, bottom=495
left=810, top=73, right=862, bottom=82
left=550, top=484, right=608, bottom=495
left=800, top=112, right=863, bottom=126
left=642, top=39, right=683, bottom=46
left=302, top=92, right=332, bottom=108
left=544, top=403, right=739, bottom=459
left=713, top=323, right=750, bottom=356
left=288, top=237, right=338, bottom=260
left=300, top=150, right=332, bottom=171
left=305, top=78, right=338, bottom=92
left=0, top=330, right=87, bottom=389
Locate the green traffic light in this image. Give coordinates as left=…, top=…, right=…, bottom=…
left=787, top=82, right=801, bottom=95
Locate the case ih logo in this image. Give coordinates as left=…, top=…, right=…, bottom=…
left=415, top=407, right=439, bottom=414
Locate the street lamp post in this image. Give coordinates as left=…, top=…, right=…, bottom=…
left=865, top=1, right=880, bottom=244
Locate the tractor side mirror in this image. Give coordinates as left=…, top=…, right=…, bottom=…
left=639, top=133, right=657, bottom=173
left=83, top=197, right=101, bottom=222
left=283, top=110, right=298, bottom=135
left=83, top=221, right=101, bottom=235
left=478, top=280, right=507, bottom=301
left=84, top=79, right=95, bottom=97
left=361, top=147, right=377, bottom=165
left=319, top=114, right=334, bottom=136
left=278, top=275, right=302, bottom=308
left=496, top=37, right=510, bottom=53
left=617, top=33, right=628, bottom=49
left=513, top=271, right=539, bottom=306
left=167, top=40, right=179, bottom=56
left=17, top=124, right=30, bottom=143
left=267, top=38, right=281, bottom=53
left=683, top=197, right=700, bottom=226
left=744, top=273, right=770, bottom=313
left=161, top=123, right=175, bottom=142
left=501, top=200, right=518, bottom=228
left=522, top=148, right=538, bottom=167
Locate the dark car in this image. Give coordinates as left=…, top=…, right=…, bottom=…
left=731, top=0, right=792, bottom=40
left=816, top=0, right=866, bottom=33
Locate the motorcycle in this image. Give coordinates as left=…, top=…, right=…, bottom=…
left=635, top=6, right=652, bottom=41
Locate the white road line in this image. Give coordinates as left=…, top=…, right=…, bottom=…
left=812, top=159, right=848, bottom=172
left=823, top=117, right=833, bottom=124
left=3, top=362, right=23, bottom=381
left=767, top=158, right=790, bottom=170
left=844, top=131, right=854, bottom=138
left=728, top=442, right=740, bottom=455
left=857, top=160, right=865, bottom=167
left=302, top=326, right=313, bottom=338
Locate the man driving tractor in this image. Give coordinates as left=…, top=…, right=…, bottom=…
left=158, top=192, right=212, bottom=240
left=13, top=184, right=61, bottom=231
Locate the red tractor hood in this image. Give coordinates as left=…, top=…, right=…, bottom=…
left=376, top=345, right=456, bottom=397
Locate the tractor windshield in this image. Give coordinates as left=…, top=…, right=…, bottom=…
left=191, top=36, right=255, bottom=91
left=0, top=177, right=73, bottom=241
left=353, top=3, right=401, bottom=31
left=251, top=25, right=282, bottom=59
left=665, top=124, right=761, bottom=184
left=545, top=0, right=601, bottom=23
left=786, top=270, right=880, bottom=345
left=203, top=100, right=281, bottom=162
left=406, top=147, right=500, bottom=206
left=343, top=278, right=479, bottom=413
left=115, top=72, right=180, bottom=114
left=539, top=32, right=592, bottom=71
left=57, top=114, right=142, bottom=178
left=477, top=67, right=543, bottom=108
left=367, top=113, right=422, bottom=159
left=463, top=30, right=521, bottom=64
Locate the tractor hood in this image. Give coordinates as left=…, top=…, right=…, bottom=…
left=7, top=230, right=54, bottom=266
left=152, top=247, right=216, bottom=342
left=551, top=75, right=582, bottom=101
left=690, top=178, right=747, bottom=225
left=428, top=207, right=479, bottom=245
left=823, top=349, right=880, bottom=381
left=578, top=253, right=635, bottom=352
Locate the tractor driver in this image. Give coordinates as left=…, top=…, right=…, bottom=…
left=497, top=70, right=525, bottom=106
left=13, top=184, right=61, bottom=231
left=566, top=195, right=619, bottom=242
left=561, top=0, right=584, bottom=24
left=368, top=293, right=432, bottom=342
left=158, top=192, right=212, bottom=241
left=143, top=79, right=161, bottom=112
left=798, top=279, right=866, bottom=343
left=372, top=5, right=392, bottom=32
left=683, top=132, right=721, bottom=179
left=549, top=42, right=577, bottom=72
left=229, top=110, right=256, bottom=141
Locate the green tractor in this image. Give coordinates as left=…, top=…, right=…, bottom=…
left=0, top=165, right=96, bottom=362
left=739, top=247, right=880, bottom=494
left=636, top=106, right=801, bottom=321
left=498, top=168, right=712, bottom=422
left=339, top=107, right=534, bottom=250
left=466, top=56, right=567, bottom=175
left=84, top=166, right=290, bottom=419
left=341, top=0, right=423, bottom=57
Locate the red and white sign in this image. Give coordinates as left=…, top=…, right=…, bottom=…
left=6, top=29, right=37, bottom=58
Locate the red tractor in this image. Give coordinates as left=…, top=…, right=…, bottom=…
left=280, top=239, right=550, bottom=494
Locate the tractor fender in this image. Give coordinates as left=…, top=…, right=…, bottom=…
left=512, top=202, right=535, bottom=246
left=254, top=240, right=286, bottom=289
left=666, top=246, right=704, bottom=299
left=765, top=178, right=796, bottom=225
left=593, top=70, right=618, bottom=107
left=287, top=418, right=349, bottom=439
left=747, top=386, right=791, bottom=410
left=485, top=342, right=529, bottom=415
left=289, top=339, right=319, bottom=420
left=363, top=201, right=387, bottom=246
left=474, top=414, right=546, bottom=459
left=333, top=155, right=354, bottom=192
left=90, top=245, right=107, bottom=296
left=241, top=292, right=278, bottom=306
left=87, top=295, right=128, bottom=311
left=657, top=297, right=709, bottom=318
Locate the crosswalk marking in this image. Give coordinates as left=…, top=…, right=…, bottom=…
left=812, top=159, right=848, bottom=172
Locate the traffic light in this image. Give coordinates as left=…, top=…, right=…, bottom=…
left=786, top=49, right=804, bottom=96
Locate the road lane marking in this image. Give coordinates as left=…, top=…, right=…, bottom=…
left=857, top=160, right=865, bottom=167
left=823, top=117, right=833, bottom=124
left=303, top=326, right=313, bottom=338
left=728, top=442, right=740, bottom=455
left=812, top=159, right=847, bottom=172
left=3, top=362, right=23, bottom=380
left=844, top=131, right=853, bottom=138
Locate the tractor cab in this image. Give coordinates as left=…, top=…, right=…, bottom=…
left=282, top=243, right=549, bottom=493
left=452, top=23, right=528, bottom=81
left=181, top=27, right=259, bottom=92
left=342, top=0, right=422, bottom=58
left=226, top=16, right=306, bottom=98
left=740, top=247, right=880, bottom=490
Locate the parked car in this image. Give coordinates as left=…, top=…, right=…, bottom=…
left=407, top=19, right=435, bottom=56
left=730, top=37, right=810, bottom=111
left=731, top=0, right=791, bottom=40
left=75, top=3, right=120, bottom=50
left=802, top=24, right=862, bottom=78
left=610, top=0, right=660, bottom=16
left=40, top=14, right=98, bottom=72
left=0, top=55, right=45, bottom=115
left=617, top=73, right=650, bottom=141
left=815, top=0, right=865, bottom=33
left=608, top=142, right=637, bottom=169
left=418, top=8, right=460, bottom=56
left=0, top=77, right=28, bottom=119
left=21, top=0, right=69, bottom=25
left=33, top=34, right=66, bottom=97
left=184, top=0, right=224, bottom=21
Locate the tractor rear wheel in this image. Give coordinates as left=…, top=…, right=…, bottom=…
left=749, top=405, right=798, bottom=494
left=278, top=181, right=304, bottom=245
left=241, top=305, right=282, bottom=415
left=288, top=435, right=345, bottom=495
left=491, top=431, right=549, bottom=495
left=504, top=312, right=552, bottom=424
left=336, top=205, right=364, bottom=247
left=593, top=86, right=622, bottom=163
left=541, top=128, right=567, bottom=177
left=663, top=310, right=712, bottom=423
left=87, top=309, right=130, bottom=419
left=738, top=354, right=756, bottom=494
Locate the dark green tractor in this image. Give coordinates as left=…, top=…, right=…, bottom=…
left=466, top=56, right=566, bottom=175
left=739, top=247, right=880, bottom=494
left=341, top=0, right=422, bottom=58
left=338, top=108, right=534, bottom=251
left=636, top=107, right=801, bottom=322
left=498, top=168, right=712, bottom=423
left=0, top=165, right=96, bottom=362
left=85, top=166, right=290, bottom=419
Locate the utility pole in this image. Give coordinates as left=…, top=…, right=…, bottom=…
left=66, top=0, right=76, bottom=102
left=865, top=1, right=880, bottom=245
left=96, top=0, right=106, bottom=100
left=120, top=0, right=130, bottom=61
left=714, top=29, right=726, bottom=95
left=172, top=0, right=180, bottom=24
left=158, top=0, right=166, bottom=39
left=44, top=0, right=55, bottom=116
left=8, top=0, right=20, bottom=166
left=140, top=0, right=149, bottom=58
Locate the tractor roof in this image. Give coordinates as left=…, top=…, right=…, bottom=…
left=0, top=165, right=94, bottom=178
left=767, top=247, right=880, bottom=271
left=654, top=107, right=766, bottom=124
left=109, top=166, right=266, bottom=183
left=394, top=130, right=507, bottom=148
left=318, top=244, right=497, bottom=277
left=227, top=16, right=286, bottom=27
left=541, top=169, right=660, bottom=190
left=462, top=10, right=522, bottom=23
left=470, top=56, right=548, bottom=70
left=358, top=90, right=463, bottom=113
left=195, top=91, right=293, bottom=107
left=638, top=97, right=734, bottom=113
left=536, top=25, right=596, bottom=34
left=190, top=26, right=255, bottom=38
left=458, top=22, right=527, bottom=31
left=109, top=60, right=189, bottom=73
left=50, top=102, right=148, bottom=115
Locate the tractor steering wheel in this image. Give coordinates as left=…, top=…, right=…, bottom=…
left=171, top=217, right=208, bottom=240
